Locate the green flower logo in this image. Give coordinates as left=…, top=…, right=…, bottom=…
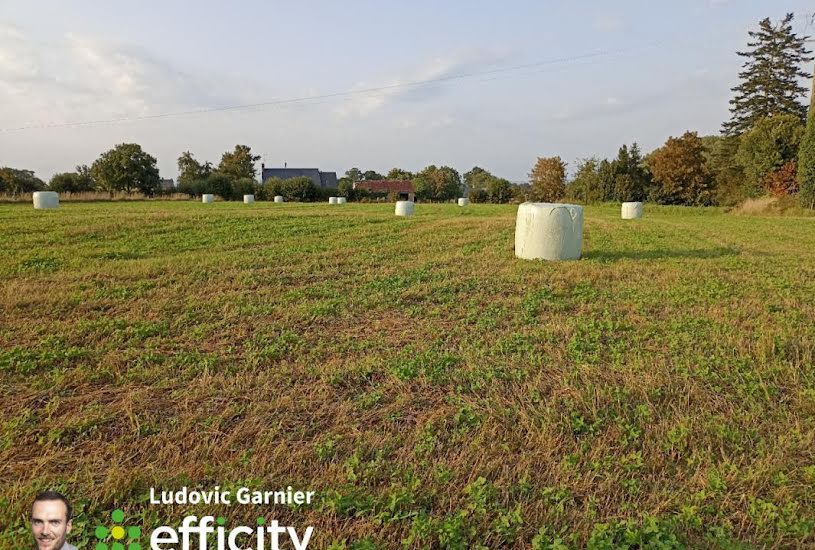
left=94, top=509, right=141, bottom=550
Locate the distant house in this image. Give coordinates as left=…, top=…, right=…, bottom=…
left=159, top=178, right=175, bottom=192
left=261, top=164, right=337, bottom=188
left=353, top=180, right=415, bottom=202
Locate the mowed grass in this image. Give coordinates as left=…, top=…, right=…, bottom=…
left=1, top=201, right=814, bottom=549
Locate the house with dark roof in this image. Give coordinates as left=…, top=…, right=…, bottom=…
left=261, top=164, right=337, bottom=188
left=353, top=180, right=415, bottom=201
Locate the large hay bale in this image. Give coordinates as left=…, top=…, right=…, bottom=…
left=514, top=202, right=583, bottom=261
left=458, top=198, right=469, bottom=207
left=243, top=195, right=255, bottom=204
left=33, top=191, right=59, bottom=209
left=202, top=194, right=214, bottom=204
left=329, top=197, right=339, bottom=204
left=395, top=201, right=415, bottom=217
left=337, top=197, right=347, bottom=204
left=621, top=202, right=643, bottom=219
left=274, top=196, right=284, bottom=203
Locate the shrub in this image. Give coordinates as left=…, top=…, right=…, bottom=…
left=736, top=114, right=804, bottom=197
left=764, top=160, right=799, bottom=196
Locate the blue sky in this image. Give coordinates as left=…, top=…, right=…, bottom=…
left=0, top=1, right=813, bottom=182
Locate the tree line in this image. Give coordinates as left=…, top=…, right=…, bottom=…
left=529, top=13, right=814, bottom=207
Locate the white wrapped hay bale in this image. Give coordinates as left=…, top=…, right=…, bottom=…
left=243, top=194, right=255, bottom=204
left=274, top=196, right=284, bottom=203
left=515, top=202, right=583, bottom=261
left=458, top=198, right=469, bottom=207
left=329, top=196, right=339, bottom=204
left=621, top=202, right=643, bottom=219
left=337, top=197, right=347, bottom=204
left=395, top=201, right=415, bottom=217
left=33, top=191, right=59, bottom=209
left=202, top=194, right=214, bottom=204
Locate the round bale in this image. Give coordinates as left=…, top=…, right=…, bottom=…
left=243, top=194, right=255, bottom=204
left=274, top=196, right=284, bottom=203
left=621, top=202, right=643, bottom=219
left=514, top=202, right=583, bottom=261
left=329, top=197, right=339, bottom=204
left=395, top=201, right=415, bottom=217
left=458, top=198, right=469, bottom=207
left=33, top=191, right=59, bottom=209
left=202, top=194, right=214, bottom=204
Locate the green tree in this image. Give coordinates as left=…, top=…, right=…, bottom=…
left=177, top=151, right=212, bottom=188
left=463, top=167, right=490, bottom=192
left=723, top=13, right=813, bottom=135
left=48, top=165, right=95, bottom=194
left=91, top=143, right=160, bottom=196
left=338, top=177, right=354, bottom=199
left=611, top=143, right=650, bottom=201
left=386, top=168, right=413, bottom=180
left=0, top=167, right=45, bottom=195
left=412, top=165, right=462, bottom=201
left=216, top=145, right=259, bottom=181
left=567, top=157, right=605, bottom=203
left=198, top=172, right=234, bottom=199
left=345, top=167, right=362, bottom=183
left=649, top=131, right=715, bottom=205
left=362, top=170, right=384, bottom=181
left=704, top=135, right=746, bottom=206
left=528, top=157, right=566, bottom=202
left=736, top=114, right=805, bottom=195
left=486, top=177, right=513, bottom=203
left=799, top=71, right=815, bottom=207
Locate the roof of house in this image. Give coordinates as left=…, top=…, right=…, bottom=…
left=353, top=180, right=414, bottom=193
left=261, top=168, right=338, bottom=188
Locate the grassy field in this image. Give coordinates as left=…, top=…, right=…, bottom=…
left=1, top=201, right=814, bottom=549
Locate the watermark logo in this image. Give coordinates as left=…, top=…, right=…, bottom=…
left=94, top=509, right=142, bottom=550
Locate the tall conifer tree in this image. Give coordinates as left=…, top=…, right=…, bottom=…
left=798, top=65, right=815, bottom=207
left=724, top=13, right=813, bottom=136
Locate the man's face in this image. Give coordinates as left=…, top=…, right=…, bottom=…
left=31, top=500, right=71, bottom=550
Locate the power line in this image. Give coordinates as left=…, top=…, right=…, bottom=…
left=0, top=47, right=641, bottom=133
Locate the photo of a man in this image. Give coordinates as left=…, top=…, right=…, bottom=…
left=30, top=491, right=75, bottom=550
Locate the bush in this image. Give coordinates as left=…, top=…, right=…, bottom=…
left=736, top=114, right=804, bottom=197
left=263, top=176, right=320, bottom=202
left=233, top=177, right=258, bottom=199
left=764, top=160, right=799, bottom=196
left=469, top=189, right=489, bottom=203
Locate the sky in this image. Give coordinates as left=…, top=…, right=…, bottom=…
left=0, top=1, right=813, bottom=183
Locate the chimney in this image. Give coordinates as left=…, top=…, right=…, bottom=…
left=284, top=161, right=287, bottom=168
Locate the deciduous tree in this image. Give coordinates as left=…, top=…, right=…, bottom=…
left=528, top=157, right=566, bottom=202
left=91, top=143, right=160, bottom=196
left=0, top=167, right=45, bottom=195
left=216, top=145, right=259, bottom=181
left=648, top=132, right=715, bottom=205
left=735, top=114, right=804, bottom=195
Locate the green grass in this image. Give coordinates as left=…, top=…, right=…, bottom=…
left=1, top=201, right=814, bottom=548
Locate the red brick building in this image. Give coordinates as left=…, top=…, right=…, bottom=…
left=353, top=180, right=415, bottom=201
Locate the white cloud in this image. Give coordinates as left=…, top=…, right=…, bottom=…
left=0, top=25, right=255, bottom=129
left=333, top=50, right=510, bottom=118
